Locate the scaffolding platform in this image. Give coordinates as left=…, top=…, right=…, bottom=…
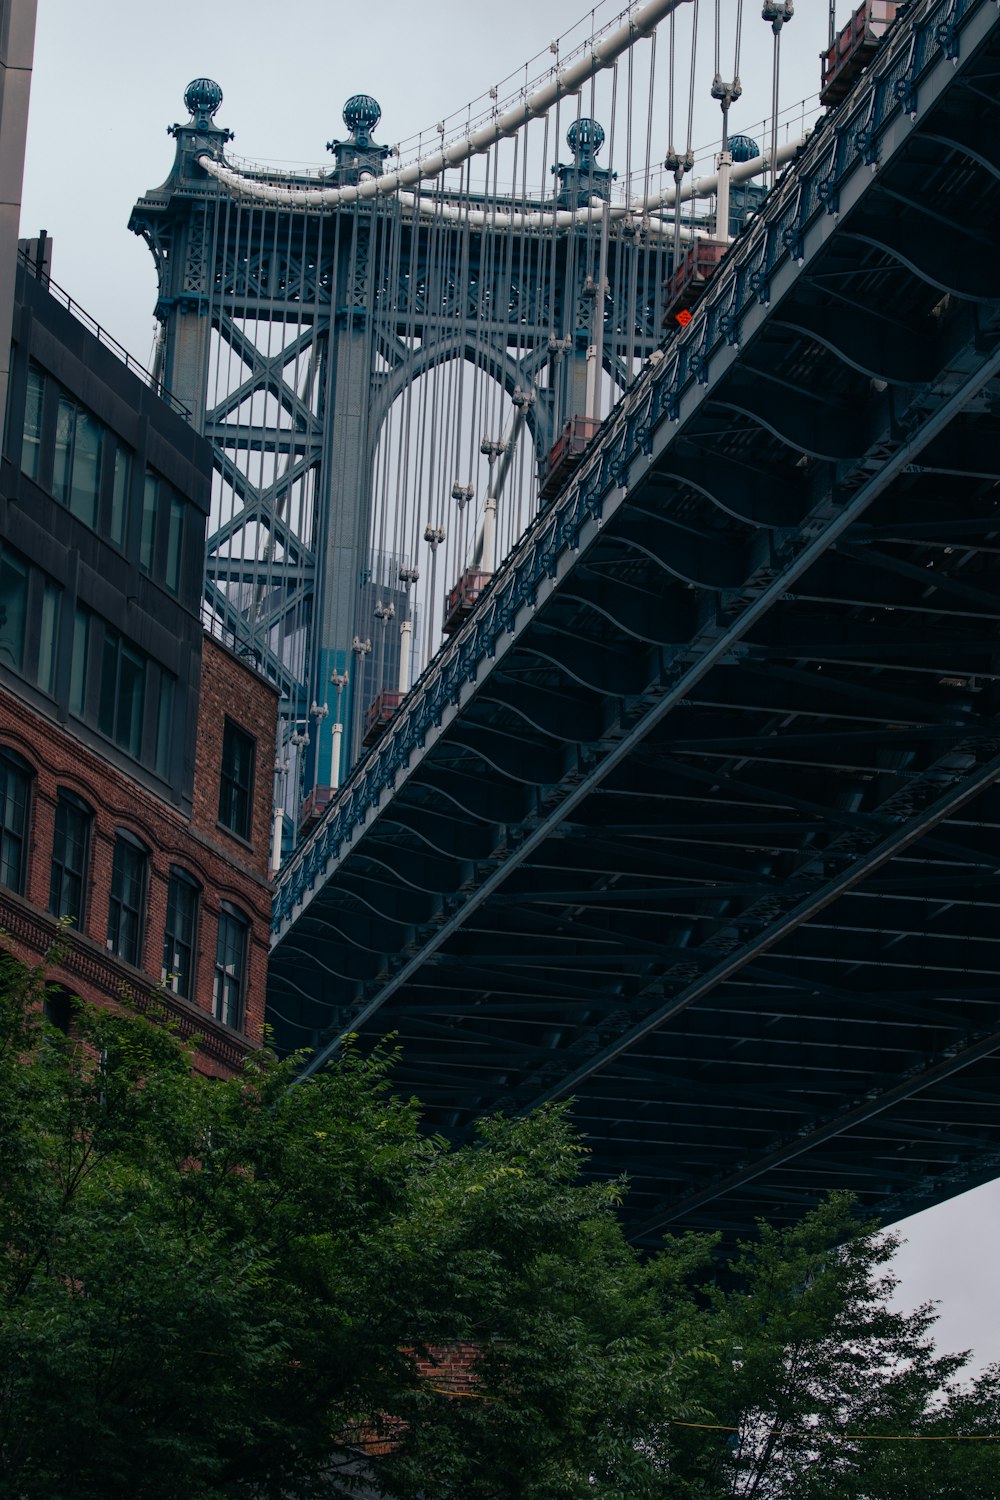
left=299, top=785, right=334, bottom=837
left=821, top=2, right=898, bottom=107
left=538, top=416, right=601, bottom=502
left=362, top=690, right=404, bottom=748
left=662, top=239, right=729, bottom=325
left=443, top=568, right=492, bottom=637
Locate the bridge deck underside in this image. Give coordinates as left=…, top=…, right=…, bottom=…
left=270, top=1, right=1000, bottom=1244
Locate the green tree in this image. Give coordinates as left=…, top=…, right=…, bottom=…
left=1, top=954, right=996, bottom=1499
left=0, top=955, right=699, bottom=1499
left=657, top=1196, right=1000, bottom=1498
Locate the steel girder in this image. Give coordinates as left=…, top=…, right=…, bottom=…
left=269, top=0, right=1000, bottom=1242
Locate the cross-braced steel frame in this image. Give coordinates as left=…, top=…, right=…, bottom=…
left=130, top=123, right=669, bottom=788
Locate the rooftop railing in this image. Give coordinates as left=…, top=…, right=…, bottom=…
left=17, top=247, right=190, bottom=420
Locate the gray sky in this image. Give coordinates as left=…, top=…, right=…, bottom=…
left=19, top=0, right=1000, bottom=1373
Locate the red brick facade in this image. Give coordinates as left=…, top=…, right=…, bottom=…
left=345, top=1345, right=483, bottom=1461
left=193, top=637, right=277, bottom=862
left=0, top=636, right=278, bottom=1078
left=411, top=1343, right=481, bottom=1397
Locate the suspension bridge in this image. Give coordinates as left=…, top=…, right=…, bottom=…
left=135, top=0, right=1000, bottom=1241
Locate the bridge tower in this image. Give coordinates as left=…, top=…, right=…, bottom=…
left=129, top=81, right=673, bottom=849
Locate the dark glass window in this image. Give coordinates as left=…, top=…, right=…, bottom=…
left=155, top=673, right=174, bottom=780
left=110, top=446, right=132, bottom=548
left=218, top=720, right=255, bottom=841
left=0, top=749, right=30, bottom=894
left=70, top=409, right=102, bottom=529
left=21, top=364, right=43, bottom=481
left=37, top=580, right=60, bottom=698
left=164, top=491, right=185, bottom=595
left=107, top=832, right=146, bottom=968
left=213, top=904, right=248, bottom=1030
left=52, top=392, right=103, bottom=530
left=0, top=548, right=28, bottom=673
left=69, top=613, right=173, bottom=775
left=19, top=370, right=133, bottom=547
left=142, top=471, right=188, bottom=592
left=0, top=548, right=60, bottom=694
left=163, top=867, right=199, bottom=999
left=43, top=985, right=72, bottom=1035
left=140, top=472, right=158, bottom=574
left=53, top=394, right=74, bottom=507
left=49, top=792, right=91, bottom=927
left=69, top=606, right=90, bottom=718
left=99, top=629, right=146, bottom=759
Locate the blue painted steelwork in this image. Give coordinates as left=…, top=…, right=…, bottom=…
left=342, top=95, right=381, bottom=141
left=728, top=133, right=761, bottom=162
left=131, top=98, right=668, bottom=809
left=274, top=0, right=993, bottom=933
left=269, top=0, right=1000, bottom=1244
left=183, top=77, right=223, bottom=122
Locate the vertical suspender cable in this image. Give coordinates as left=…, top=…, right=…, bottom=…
left=762, top=3, right=793, bottom=191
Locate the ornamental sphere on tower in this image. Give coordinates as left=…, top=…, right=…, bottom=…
left=343, top=94, right=382, bottom=148
left=184, top=77, right=224, bottom=121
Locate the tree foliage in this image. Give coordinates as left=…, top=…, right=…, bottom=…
left=659, top=1198, right=1000, bottom=1498
left=0, top=957, right=698, bottom=1498
left=0, top=954, right=996, bottom=1499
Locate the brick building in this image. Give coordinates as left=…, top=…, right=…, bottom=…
left=0, top=252, right=278, bottom=1076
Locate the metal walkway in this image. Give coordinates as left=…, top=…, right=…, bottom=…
left=270, top=0, right=1000, bottom=1242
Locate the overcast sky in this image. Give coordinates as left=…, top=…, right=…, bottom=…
left=18, top=0, right=1000, bottom=1374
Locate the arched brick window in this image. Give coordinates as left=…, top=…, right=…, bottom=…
left=213, top=903, right=248, bottom=1030
left=49, top=790, right=92, bottom=928
left=162, top=866, right=200, bottom=1000
left=106, top=830, right=148, bottom=969
left=0, top=748, right=32, bottom=895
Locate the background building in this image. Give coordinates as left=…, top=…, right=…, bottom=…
left=0, top=0, right=36, bottom=425
left=0, top=250, right=278, bottom=1077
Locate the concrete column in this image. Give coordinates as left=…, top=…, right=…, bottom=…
left=398, top=619, right=412, bottom=695
left=271, top=802, right=284, bottom=874
left=482, top=497, right=497, bottom=574
left=716, top=150, right=733, bottom=245
left=330, top=720, right=343, bottom=789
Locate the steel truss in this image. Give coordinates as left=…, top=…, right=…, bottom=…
left=131, top=137, right=668, bottom=782
left=270, top=0, right=1000, bottom=1242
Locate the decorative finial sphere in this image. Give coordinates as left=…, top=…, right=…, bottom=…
left=729, top=134, right=760, bottom=163
left=184, top=78, right=223, bottom=118
left=567, top=117, right=606, bottom=156
left=343, top=94, right=382, bottom=138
